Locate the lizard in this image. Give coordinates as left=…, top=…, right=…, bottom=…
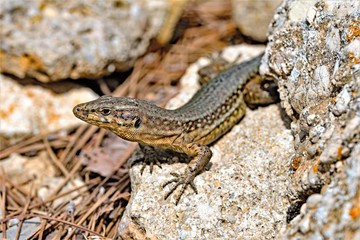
left=73, top=52, right=278, bottom=205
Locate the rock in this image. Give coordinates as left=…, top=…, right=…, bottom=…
left=118, top=46, right=294, bottom=239
left=278, top=144, right=360, bottom=239
left=231, top=0, right=282, bottom=42
left=0, top=0, right=167, bottom=82
left=262, top=0, right=360, bottom=238
left=1, top=217, right=41, bottom=240
left=0, top=74, right=98, bottom=147
left=264, top=0, right=359, bottom=197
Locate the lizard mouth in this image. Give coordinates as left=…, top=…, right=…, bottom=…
left=87, top=113, right=110, bottom=124
left=73, top=105, right=110, bottom=125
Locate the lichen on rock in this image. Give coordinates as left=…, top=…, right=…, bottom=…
left=262, top=0, right=360, bottom=238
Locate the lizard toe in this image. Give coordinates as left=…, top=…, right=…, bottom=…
left=163, top=172, right=197, bottom=204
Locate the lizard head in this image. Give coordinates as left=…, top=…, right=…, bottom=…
left=73, top=95, right=152, bottom=142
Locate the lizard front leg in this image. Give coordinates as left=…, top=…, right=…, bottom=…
left=138, top=144, right=162, bottom=174
left=163, top=143, right=212, bottom=205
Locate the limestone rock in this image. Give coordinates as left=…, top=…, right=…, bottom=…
left=232, top=0, right=282, bottom=42
left=0, top=0, right=167, bottom=82
left=262, top=0, right=360, bottom=238
left=0, top=75, right=98, bottom=147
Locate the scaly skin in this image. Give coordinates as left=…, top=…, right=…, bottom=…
left=73, top=53, right=276, bottom=204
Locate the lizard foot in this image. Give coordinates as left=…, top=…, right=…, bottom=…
left=162, top=172, right=198, bottom=205
left=140, top=156, right=162, bottom=175
left=138, top=144, right=163, bottom=175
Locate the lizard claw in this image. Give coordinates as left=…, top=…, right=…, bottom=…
left=163, top=171, right=198, bottom=205
left=140, top=157, right=162, bottom=175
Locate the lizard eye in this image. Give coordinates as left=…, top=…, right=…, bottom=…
left=100, top=108, right=111, bottom=116
left=134, top=118, right=141, bottom=129
left=134, top=118, right=141, bottom=128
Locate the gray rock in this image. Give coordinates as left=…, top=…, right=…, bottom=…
left=1, top=217, right=41, bottom=240
left=264, top=0, right=359, bottom=194
left=0, top=74, right=98, bottom=147
left=333, top=85, right=351, bottom=116
left=231, top=0, right=282, bottom=42
left=278, top=143, right=360, bottom=239
left=0, top=0, right=167, bottom=82
left=262, top=0, right=360, bottom=238
left=119, top=47, right=294, bottom=239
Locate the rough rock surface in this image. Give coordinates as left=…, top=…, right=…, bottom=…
left=262, top=0, right=359, bottom=238
left=118, top=46, right=295, bottom=239
left=0, top=0, right=167, bottom=82
left=0, top=75, right=98, bottom=148
left=278, top=146, right=360, bottom=239
left=232, top=0, right=282, bottom=42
